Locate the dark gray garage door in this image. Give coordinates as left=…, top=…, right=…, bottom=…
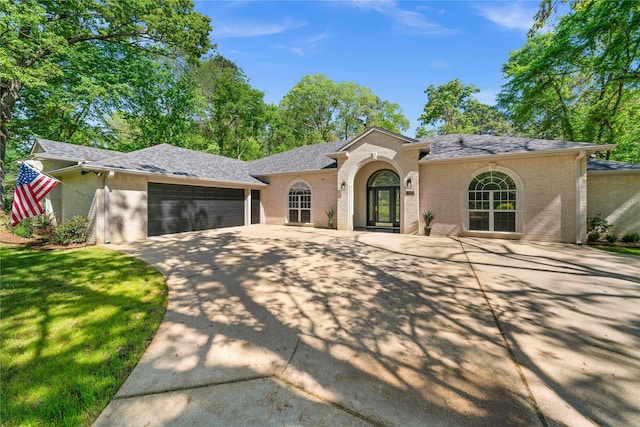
left=148, top=183, right=245, bottom=237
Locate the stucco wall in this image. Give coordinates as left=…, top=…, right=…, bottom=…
left=56, top=174, right=101, bottom=243
left=588, top=173, right=640, bottom=235
left=419, top=154, right=584, bottom=243
left=261, top=171, right=337, bottom=228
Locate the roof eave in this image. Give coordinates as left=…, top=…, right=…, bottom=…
left=83, top=165, right=267, bottom=187
left=252, top=168, right=338, bottom=178
left=419, top=145, right=616, bottom=165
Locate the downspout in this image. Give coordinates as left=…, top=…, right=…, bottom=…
left=575, top=150, right=586, bottom=245
left=104, top=171, right=114, bottom=244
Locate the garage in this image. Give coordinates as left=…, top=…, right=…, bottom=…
left=148, top=183, right=245, bottom=237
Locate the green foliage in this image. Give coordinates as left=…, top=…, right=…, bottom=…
left=0, top=245, right=167, bottom=425
left=417, top=79, right=511, bottom=137
left=588, top=213, right=610, bottom=235
left=622, top=232, right=640, bottom=243
left=190, top=55, right=267, bottom=160
left=587, top=231, right=600, bottom=242
left=422, top=210, right=436, bottom=227
left=605, top=233, right=619, bottom=243
left=1, top=0, right=213, bottom=205
left=500, top=1, right=640, bottom=162
left=48, top=216, right=88, bottom=246
left=280, top=74, right=409, bottom=146
left=325, top=207, right=335, bottom=223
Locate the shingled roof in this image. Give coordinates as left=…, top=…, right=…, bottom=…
left=32, top=138, right=118, bottom=162
left=421, top=134, right=611, bottom=161
left=587, top=158, right=640, bottom=172
left=250, top=140, right=347, bottom=175
left=86, top=144, right=265, bottom=185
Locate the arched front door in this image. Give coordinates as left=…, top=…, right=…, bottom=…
left=367, top=169, right=400, bottom=228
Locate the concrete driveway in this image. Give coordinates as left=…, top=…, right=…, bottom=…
left=93, top=226, right=640, bottom=426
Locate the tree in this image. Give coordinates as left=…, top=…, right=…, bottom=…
left=191, top=55, right=266, bottom=160
left=417, top=79, right=510, bottom=137
left=500, top=0, right=640, bottom=161
left=279, top=74, right=409, bottom=146
left=0, top=0, right=211, bottom=205
left=113, top=58, right=203, bottom=152
left=280, top=74, right=339, bottom=145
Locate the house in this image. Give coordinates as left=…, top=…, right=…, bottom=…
left=26, top=127, right=639, bottom=244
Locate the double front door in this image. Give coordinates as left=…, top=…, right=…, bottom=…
left=368, top=186, right=400, bottom=227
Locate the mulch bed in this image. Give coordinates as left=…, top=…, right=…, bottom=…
left=0, top=226, right=87, bottom=250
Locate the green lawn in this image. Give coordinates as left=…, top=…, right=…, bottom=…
left=592, top=245, right=640, bottom=256
left=0, top=245, right=167, bottom=426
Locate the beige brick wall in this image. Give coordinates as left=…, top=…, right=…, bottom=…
left=107, top=174, right=148, bottom=244
left=588, top=173, right=640, bottom=235
left=420, top=154, right=584, bottom=243
left=49, top=173, right=102, bottom=243
left=261, top=171, right=337, bottom=228
left=336, top=131, right=420, bottom=233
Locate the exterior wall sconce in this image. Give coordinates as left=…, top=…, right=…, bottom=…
left=340, top=181, right=346, bottom=191
left=406, top=178, right=412, bottom=189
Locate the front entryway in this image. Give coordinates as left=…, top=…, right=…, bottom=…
left=367, top=169, right=400, bottom=230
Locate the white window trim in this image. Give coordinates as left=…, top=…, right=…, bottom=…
left=463, top=165, right=525, bottom=234
left=286, top=179, right=313, bottom=224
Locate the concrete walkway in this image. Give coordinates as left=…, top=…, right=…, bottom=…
left=93, top=226, right=640, bottom=426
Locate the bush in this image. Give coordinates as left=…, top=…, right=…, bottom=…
left=622, top=232, right=640, bottom=243
left=48, top=216, right=88, bottom=245
left=605, top=233, right=619, bottom=243
left=587, top=231, right=600, bottom=242
left=588, top=213, right=610, bottom=235
left=9, top=217, right=35, bottom=238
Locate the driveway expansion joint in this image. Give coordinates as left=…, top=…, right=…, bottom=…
left=457, top=238, right=549, bottom=427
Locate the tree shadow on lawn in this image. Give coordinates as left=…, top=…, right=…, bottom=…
left=110, top=229, right=547, bottom=426
left=0, top=247, right=166, bottom=426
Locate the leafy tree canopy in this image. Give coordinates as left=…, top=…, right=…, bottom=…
left=500, top=0, right=640, bottom=162
left=417, top=78, right=510, bottom=137
left=0, top=0, right=212, bottom=202
left=279, top=74, right=409, bottom=146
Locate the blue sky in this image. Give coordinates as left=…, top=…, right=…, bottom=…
left=193, top=1, right=541, bottom=136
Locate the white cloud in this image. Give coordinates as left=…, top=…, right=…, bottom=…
left=273, top=31, right=334, bottom=57
left=214, top=17, right=307, bottom=39
left=346, top=0, right=455, bottom=35
left=475, top=3, right=536, bottom=31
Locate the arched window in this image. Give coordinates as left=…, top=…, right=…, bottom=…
left=468, top=171, right=516, bottom=232
left=288, top=182, right=311, bottom=223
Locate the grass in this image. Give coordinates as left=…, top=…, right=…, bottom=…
left=592, top=245, right=640, bottom=256
left=0, top=244, right=167, bottom=426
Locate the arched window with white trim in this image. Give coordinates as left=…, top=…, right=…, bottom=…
left=468, top=171, right=516, bottom=232
left=288, top=182, right=311, bottom=223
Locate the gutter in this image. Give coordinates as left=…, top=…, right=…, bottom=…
left=104, top=171, right=114, bottom=244
left=575, top=150, right=586, bottom=245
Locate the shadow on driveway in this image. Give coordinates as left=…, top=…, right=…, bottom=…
left=93, top=226, right=639, bottom=426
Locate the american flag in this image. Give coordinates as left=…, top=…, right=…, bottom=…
left=10, top=163, right=59, bottom=226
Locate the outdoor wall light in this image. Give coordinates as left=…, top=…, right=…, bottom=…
left=340, top=181, right=346, bottom=191
left=406, top=178, right=412, bottom=189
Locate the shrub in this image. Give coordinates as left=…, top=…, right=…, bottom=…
left=9, top=217, right=35, bottom=238
left=587, top=231, right=600, bottom=242
left=33, top=214, right=55, bottom=238
left=48, top=216, right=88, bottom=245
left=605, top=233, right=619, bottom=243
left=588, top=213, right=610, bottom=235
left=622, top=232, right=640, bottom=243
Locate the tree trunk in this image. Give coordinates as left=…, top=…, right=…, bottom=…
left=1, top=79, right=23, bottom=209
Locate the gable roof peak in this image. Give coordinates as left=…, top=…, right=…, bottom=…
left=339, top=127, right=418, bottom=152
